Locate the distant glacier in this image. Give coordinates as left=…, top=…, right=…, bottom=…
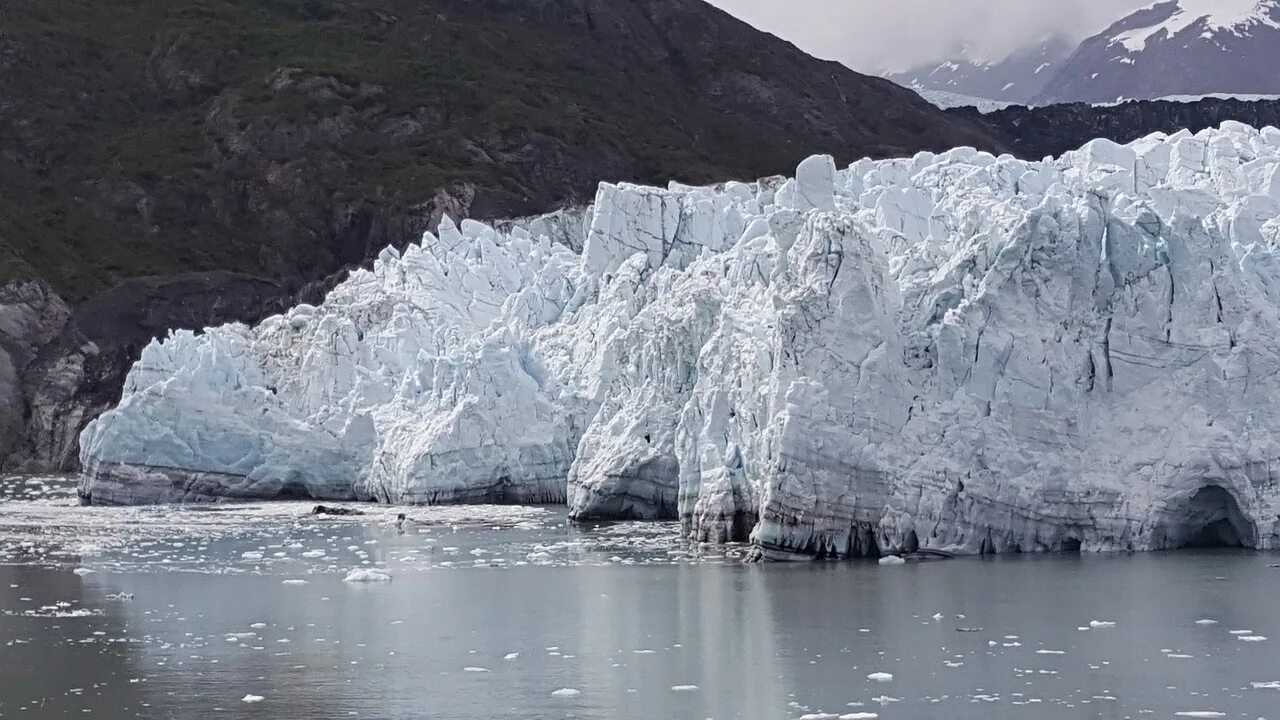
left=81, top=122, right=1280, bottom=558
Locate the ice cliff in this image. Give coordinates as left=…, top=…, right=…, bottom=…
left=80, top=122, right=1280, bottom=556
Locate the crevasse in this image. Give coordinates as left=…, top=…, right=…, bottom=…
left=80, top=122, right=1280, bottom=556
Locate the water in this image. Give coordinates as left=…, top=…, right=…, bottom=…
left=3, top=476, right=1280, bottom=719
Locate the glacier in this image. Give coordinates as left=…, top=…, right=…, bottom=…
left=79, top=122, right=1280, bottom=557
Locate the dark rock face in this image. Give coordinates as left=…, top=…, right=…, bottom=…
left=0, top=281, right=71, bottom=462
left=1, top=274, right=291, bottom=473
left=952, top=98, right=1280, bottom=160
left=1037, top=0, right=1280, bottom=105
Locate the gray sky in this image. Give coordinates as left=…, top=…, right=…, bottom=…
left=706, top=0, right=1156, bottom=73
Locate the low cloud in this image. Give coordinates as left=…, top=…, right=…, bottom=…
left=707, top=0, right=1155, bottom=72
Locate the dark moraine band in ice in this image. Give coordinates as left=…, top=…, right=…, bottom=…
left=80, top=122, right=1280, bottom=557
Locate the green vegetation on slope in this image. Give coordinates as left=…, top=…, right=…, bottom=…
left=0, top=0, right=999, bottom=299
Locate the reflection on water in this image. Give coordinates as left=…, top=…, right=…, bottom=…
left=2, top=476, right=1280, bottom=719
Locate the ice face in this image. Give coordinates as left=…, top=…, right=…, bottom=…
left=79, top=122, right=1280, bottom=557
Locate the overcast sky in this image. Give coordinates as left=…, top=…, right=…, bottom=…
left=706, top=0, right=1156, bottom=73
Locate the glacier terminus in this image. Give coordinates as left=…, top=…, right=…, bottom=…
left=79, top=122, right=1280, bottom=559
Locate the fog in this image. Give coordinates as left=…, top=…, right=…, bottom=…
left=706, top=0, right=1155, bottom=72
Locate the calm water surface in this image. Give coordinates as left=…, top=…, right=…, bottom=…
left=2, top=476, right=1279, bottom=719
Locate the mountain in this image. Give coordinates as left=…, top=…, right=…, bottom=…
left=0, top=0, right=1004, bottom=472
left=950, top=96, right=1280, bottom=159
left=888, top=35, right=1075, bottom=106
left=1038, top=0, right=1280, bottom=104
left=80, top=124, right=1280, bottom=558
left=0, top=0, right=1003, bottom=302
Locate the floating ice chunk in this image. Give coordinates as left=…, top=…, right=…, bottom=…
left=281, top=579, right=308, bottom=585
left=1195, top=619, right=1219, bottom=625
left=1230, top=629, right=1254, bottom=635
left=301, top=550, right=326, bottom=559
left=1036, top=650, right=1065, bottom=655
left=1238, top=635, right=1267, bottom=642
left=241, top=694, right=264, bottom=703
left=670, top=685, right=699, bottom=692
left=866, top=672, right=894, bottom=682
left=72, top=567, right=95, bottom=576
left=877, top=556, right=905, bottom=566
left=503, top=652, right=519, bottom=660
left=343, top=569, right=392, bottom=583
left=1088, top=620, right=1116, bottom=629
left=550, top=688, right=581, bottom=698
left=1251, top=681, right=1280, bottom=689
left=839, top=714, right=879, bottom=720
left=463, top=666, right=491, bottom=673
left=1173, top=713, right=1225, bottom=718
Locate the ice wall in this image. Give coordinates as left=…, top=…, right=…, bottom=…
left=80, top=122, right=1280, bottom=555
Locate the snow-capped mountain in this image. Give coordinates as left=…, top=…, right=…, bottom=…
left=888, top=35, right=1074, bottom=106
left=1038, top=0, right=1280, bottom=104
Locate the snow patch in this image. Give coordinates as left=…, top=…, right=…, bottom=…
left=1111, top=0, right=1280, bottom=52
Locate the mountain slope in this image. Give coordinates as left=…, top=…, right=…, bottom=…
left=951, top=97, right=1280, bottom=159
left=1038, top=0, right=1280, bottom=104
left=888, top=35, right=1074, bottom=106
left=0, top=0, right=1002, bottom=302
left=0, top=0, right=1004, bottom=472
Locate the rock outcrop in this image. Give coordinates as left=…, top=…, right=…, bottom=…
left=952, top=97, right=1280, bottom=162
left=0, top=281, right=71, bottom=461
left=80, top=123, right=1280, bottom=556
left=2, top=273, right=292, bottom=472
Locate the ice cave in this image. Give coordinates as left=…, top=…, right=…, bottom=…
left=1157, top=486, right=1256, bottom=549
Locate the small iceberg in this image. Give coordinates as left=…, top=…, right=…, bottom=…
left=343, top=569, right=392, bottom=583
left=550, top=688, right=581, bottom=698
